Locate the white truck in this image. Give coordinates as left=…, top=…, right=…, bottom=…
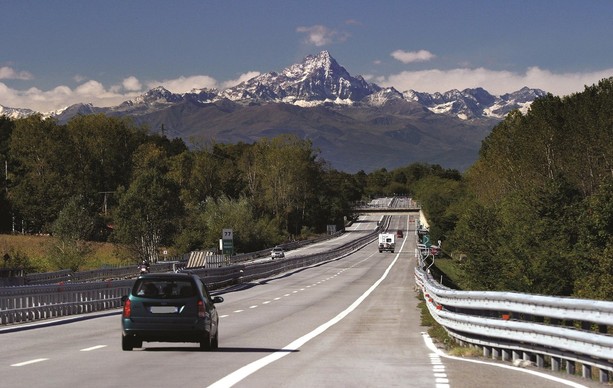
left=378, top=233, right=395, bottom=253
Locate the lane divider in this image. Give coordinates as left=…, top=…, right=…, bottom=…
left=11, top=358, right=48, bottom=367
left=208, top=250, right=400, bottom=388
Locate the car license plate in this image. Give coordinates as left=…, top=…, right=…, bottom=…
left=150, top=306, right=178, bottom=314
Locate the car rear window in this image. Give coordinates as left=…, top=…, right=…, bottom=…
left=133, top=279, right=196, bottom=299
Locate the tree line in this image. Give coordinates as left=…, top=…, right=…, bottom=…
left=0, top=113, right=455, bottom=272
left=417, top=77, right=613, bottom=301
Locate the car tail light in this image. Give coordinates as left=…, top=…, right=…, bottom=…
left=198, top=300, right=206, bottom=318
left=123, top=299, right=131, bottom=318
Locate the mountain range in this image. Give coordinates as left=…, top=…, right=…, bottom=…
left=1, top=51, right=547, bottom=172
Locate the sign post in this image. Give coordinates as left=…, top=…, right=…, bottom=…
left=221, top=229, right=234, bottom=255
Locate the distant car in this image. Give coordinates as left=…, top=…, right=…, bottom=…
left=396, top=229, right=404, bottom=238
left=121, top=272, right=223, bottom=351
left=271, top=246, right=285, bottom=259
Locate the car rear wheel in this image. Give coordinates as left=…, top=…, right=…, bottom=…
left=122, top=335, right=134, bottom=351
left=200, top=333, right=212, bottom=351
left=211, top=330, right=219, bottom=350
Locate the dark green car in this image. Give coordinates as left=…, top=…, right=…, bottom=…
left=121, top=272, right=223, bottom=351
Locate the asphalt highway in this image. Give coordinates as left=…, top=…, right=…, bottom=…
left=0, top=213, right=600, bottom=387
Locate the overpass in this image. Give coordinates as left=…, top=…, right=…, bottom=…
left=353, top=196, right=421, bottom=213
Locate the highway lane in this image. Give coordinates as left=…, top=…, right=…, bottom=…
left=0, top=213, right=600, bottom=388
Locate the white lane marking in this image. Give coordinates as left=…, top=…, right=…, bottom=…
left=208, top=251, right=399, bottom=388
left=80, top=345, right=107, bottom=352
left=249, top=305, right=258, bottom=309
left=220, top=315, right=229, bottom=318
left=11, top=358, right=48, bottom=367
left=421, top=332, right=589, bottom=388
left=233, top=310, right=244, bottom=313
left=429, top=351, right=449, bottom=388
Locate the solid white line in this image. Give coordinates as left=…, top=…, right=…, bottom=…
left=208, top=251, right=400, bottom=388
left=80, top=345, right=107, bottom=352
left=421, top=332, right=589, bottom=388
left=11, top=358, right=48, bottom=367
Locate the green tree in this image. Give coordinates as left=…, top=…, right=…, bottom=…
left=242, top=135, right=320, bottom=235
left=0, top=116, right=15, bottom=232
left=8, top=115, right=70, bottom=232
left=112, top=144, right=182, bottom=262
left=49, top=196, right=95, bottom=271
left=574, top=180, right=613, bottom=300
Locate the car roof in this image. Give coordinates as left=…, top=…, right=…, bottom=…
left=137, top=272, right=196, bottom=280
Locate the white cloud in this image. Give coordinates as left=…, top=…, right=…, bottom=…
left=391, top=50, right=436, bottom=64
left=0, top=73, right=226, bottom=112
left=375, top=67, right=613, bottom=96
left=146, top=75, right=218, bottom=93
left=122, top=76, right=142, bottom=91
left=3, top=66, right=612, bottom=114
left=73, top=74, right=87, bottom=83
left=221, top=71, right=260, bottom=89
left=296, top=25, right=348, bottom=47
left=0, top=66, right=33, bottom=80
left=0, top=80, right=141, bottom=113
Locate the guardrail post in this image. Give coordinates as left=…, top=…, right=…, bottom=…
left=599, top=369, right=610, bottom=383
left=483, top=347, right=491, bottom=358
left=551, top=356, right=561, bottom=372
left=566, top=360, right=576, bottom=375
left=491, top=347, right=500, bottom=360
left=536, top=354, right=544, bottom=368
left=582, top=364, right=592, bottom=379
left=502, top=349, right=511, bottom=361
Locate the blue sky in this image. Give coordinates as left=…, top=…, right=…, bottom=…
left=2, top=0, right=613, bottom=112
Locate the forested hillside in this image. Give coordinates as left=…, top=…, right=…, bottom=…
left=0, top=114, right=367, bottom=270
left=418, top=77, right=613, bottom=301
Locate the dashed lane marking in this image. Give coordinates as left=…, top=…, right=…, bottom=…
left=11, top=358, right=48, bottom=367
left=80, top=345, right=107, bottom=352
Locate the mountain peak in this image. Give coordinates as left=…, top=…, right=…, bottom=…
left=218, top=50, right=378, bottom=104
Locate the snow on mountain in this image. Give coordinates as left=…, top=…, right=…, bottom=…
left=0, top=104, right=36, bottom=119
left=4, top=51, right=546, bottom=123
left=404, top=86, right=546, bottom=119
left=219, top=50, right=379, bottom=105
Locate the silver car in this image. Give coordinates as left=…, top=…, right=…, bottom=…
left=271, top=246, right=285, bottom=259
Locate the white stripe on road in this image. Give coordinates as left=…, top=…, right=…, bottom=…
left=11, top=358, right=48, bottom=367
left=421, top=332, right=589, bottom=388
left=208, top=250, right=401, bottom=388
left=80, top=345, right=107, bottom=352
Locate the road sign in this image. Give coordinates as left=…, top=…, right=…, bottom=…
left=422, top=235, right=431, bottom=247
left=222, top=229, right=233, bottom=240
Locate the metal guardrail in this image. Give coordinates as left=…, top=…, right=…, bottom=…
left=0, top=222, right=385, bottom=327
left=415, top=252, right=613, bottom=384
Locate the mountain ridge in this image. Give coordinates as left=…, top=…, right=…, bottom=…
left=0, top=51, right=546, bottom=172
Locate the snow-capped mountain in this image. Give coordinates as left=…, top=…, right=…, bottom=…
left=404, top=86, right=547, bottom=120
left=35, top=50, right=545, bottom=123
left=1, top=51, right=549, bottom=172
left=218, top=51, right=379, bottom=105
left=0, top=104, right=36, bottom=120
